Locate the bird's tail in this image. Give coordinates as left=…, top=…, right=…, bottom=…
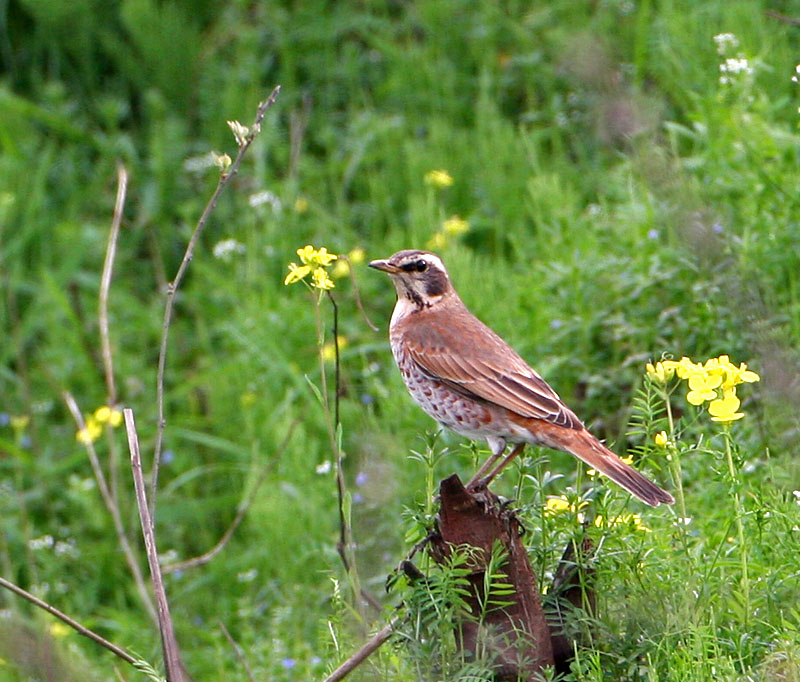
left=533, top=422, right=674, bottom=507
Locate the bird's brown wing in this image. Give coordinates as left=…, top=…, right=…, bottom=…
left=400, top=305, right=583, bottom=430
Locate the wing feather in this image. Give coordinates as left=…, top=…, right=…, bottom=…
left=401, top=305, right=582, bottom=430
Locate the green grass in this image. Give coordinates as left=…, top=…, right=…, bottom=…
left=2, top=0, right=800, bottom=680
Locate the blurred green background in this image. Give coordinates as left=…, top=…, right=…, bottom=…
left=2, top=0, right=800, bottom=679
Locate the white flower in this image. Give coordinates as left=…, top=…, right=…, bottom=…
left=315, top=460, right=332, bottom=475
left=212, top=238, right=246, bottom=261
left=713, top=32, right=739, bottom=54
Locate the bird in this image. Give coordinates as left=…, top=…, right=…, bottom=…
left=369, top=249, right=674, bottom=507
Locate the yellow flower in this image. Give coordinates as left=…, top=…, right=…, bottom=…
left=654, top=431, right=669, bottom=448
left=284, top=262, right=312, bottom=285
left=294, top=197, right=309, bottom=214
left=662, top=356, right=704, bottom=379
left=588, top=454, right=633, bottom=479
left=686, top=372, right=722, bottom=405
left=286, top=245, right=339, bottom=288
left=314, top=247, right=337, bottom=266
left=442, top=215, right=470, bottom=236
left=312, top=267, right=335, bottom=290
left=645, top=361, right=674, bottom=384
left=544, top=495, right=587, bottom=519
left=322, top=336, right=348, bottom=362
left=708, top=388, right=744, bottom=422
left=426, top=231, right=448, bottom=250
left=76, top=418, right=102, bottom=445
left=94, top=406, right=123, bottom=427
left=296, top=245, right=317, bottom=265
left=424, top=169, right=454, bottom=188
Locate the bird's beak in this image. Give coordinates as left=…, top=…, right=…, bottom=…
left=368, top=258, right=401, bottom=274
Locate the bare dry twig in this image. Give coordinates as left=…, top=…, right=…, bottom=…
left=321, top=617, right=400, bottom=682
left=99, top=163, right=128, bottom=504
left=125, top=408, right=187, bottom=682
left=151, top=86, right=281, bottom=521
left=100, top=163, right=127, bottom=407
left=162, top=419, right=298, bottom=574
left=63, top=391, right=157, bottom=623
left=0, top=575, right=138, bottom=666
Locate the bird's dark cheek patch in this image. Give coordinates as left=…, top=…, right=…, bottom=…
left=424, top=270, right=448, bottom=297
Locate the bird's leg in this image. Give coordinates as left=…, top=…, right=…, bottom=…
left=466, top=437, right=507, bottom=488
left=480, top=442, right=527, bottom=486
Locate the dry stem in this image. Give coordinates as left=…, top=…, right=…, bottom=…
left=99, top=163, right=128, bottom=504
left=0, top=575, right=138, bottom=666
left=125, top=408, right=186, bottom=682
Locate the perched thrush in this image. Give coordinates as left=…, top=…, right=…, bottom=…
left=369, top=250, right=673, bottom=507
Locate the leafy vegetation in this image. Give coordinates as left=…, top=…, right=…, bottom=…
left=2, top=0, right=800, bottom=680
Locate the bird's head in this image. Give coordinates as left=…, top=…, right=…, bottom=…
left=369, top=250, right=453, bottom=309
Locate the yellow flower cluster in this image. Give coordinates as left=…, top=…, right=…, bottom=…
left=544, top=495, right=588, bottom=521
left=284, top=245, right=338, bottom=290
left=424, top=169, right=454, bottom=189
left=646, top=355, right=759, bottom=423
left=76, top=406, right=123, bottom=445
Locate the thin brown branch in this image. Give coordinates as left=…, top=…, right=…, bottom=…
left=218, top=620, right=256, bottom=682
left=162, top=419, right=298, bottom=574
left=63, top=391, right=157, bottom=623
left=0, top=575, right=138, bottom=666
left=125, top=408, right=187, bottom=682
left=322, top=617, right=399, bottom=682
left=151, top=86, right=281, bottom=523
left=100, top=163, right=128, bottom=505
left=100, top=162, right=127, bottom=406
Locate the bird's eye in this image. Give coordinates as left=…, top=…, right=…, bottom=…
left=401, top=259, right=428, bottom=273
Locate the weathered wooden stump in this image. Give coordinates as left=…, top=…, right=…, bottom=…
left=428, top=474, right=594, bottom=680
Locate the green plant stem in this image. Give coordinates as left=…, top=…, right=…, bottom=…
left=723, top=426, right=749, bottom=625
left=663, top=390, right=687, bottom=522
left=314, top=292, right=363, bottom=618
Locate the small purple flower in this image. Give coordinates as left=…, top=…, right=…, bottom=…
left=311, top=657, right=322, bottom=665
left=647, top=229, right=659, bottom=240
left=360, top=394, right=374, bottom=405
left=281, top=658, right=296, bottom=669
left=355, top=472, right=368, bottom=487
left=712, top=221, right=724, bottom=234
left=162, top=449, right=175, bottom=465
left=550, top=319, right=563, bottom=331
left=353, top=493, right=364, bottom=504
left=0, top=413, right=9, bottom=427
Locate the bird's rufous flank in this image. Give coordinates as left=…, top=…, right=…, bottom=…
left=369, top=249, right=673, bottom=507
